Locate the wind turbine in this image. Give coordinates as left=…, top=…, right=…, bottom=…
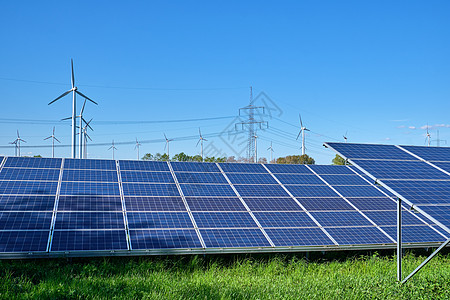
left=48, top=59, right=98, bottom=159
left=82, top=118, right=93, bottom=159
left=10, top=130, right=26, bottom=157
left=296, top=114, right=310, bottom=155
left=164, top=133, right=173, bottom=160
left=425, top=125, right=431, bottom=147
left=44, top=127, right=60, bottom=158
left=267, top=141, right=274, bottom=163
left=196, top=128, right=208, bottom=162
left=135, top=138, right=142, bottom=160
left=108, top=140, right=117, bottom=160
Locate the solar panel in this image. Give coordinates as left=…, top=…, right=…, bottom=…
left=363, top=210, right=427, bottom=226
left=60, top=182, right=120, bottom=196
left=200, top=229, right=271, bottom=248
left=0, top=231, right=49, bottom=252
left=346, top=197, right=396, bottom=211
left=127, top=212, right=193, bottom=229
left=296, top=197, right=355, bottom=211
left=382, top=180, right=450, bottom=205
left=0, top=195, right=55, bottom=211
left=264, top=164, right=312, bottom=174
left=129, top=229, right=202, bottom=249
left=51, top=230, right=128, bottom=251
left=415, top=206, right=450, bottom=228
left=175, top=172, right=227, bottom=184
left=119, top=160, right=169, bottom=172
left=4, top=157, right=62, bottom=169
left=180, top=184, right=236, bottom=197
left=62, top=169, right=118, bottom=182
left=219, top=163, right=267, bottom=173
left=285, top=185, right=338, bottom=197
left=325, top=143, right=416, bottom=160
left=0, top=181, right=57, bottom=195
left=121, top=171, right=174, bottom=183
left=125, top=196, right=186, bottom=211
left=431, top=161, right=450, bottom=173
left=57, top=196, right=123, bottom=211
left=332, top=185, right=386, bottom=198
left=193, top=212, right=258, bottom=228
left=320, top=175, right=370, bottom=186
left=186, top=197, right=245, bottom=211
left=308, top=165, right=356, bottom=175
left=64, top=158, right=116, bottom=170
left=234, top=184, right=289, bottom=197
left=0, top=211, right=52, bottom=230
left=265, top=228, right=334, bottom=246
left=381, top=226, right=447, bottom=243
left=310, top=211, right=372, bottom=227
left=171, top=162, right=219, bottom=173
left=401, top=145, right=450, bottom=162
left=243, top=198, right=303, bottom=211
left=253, top=212, right=317, bottom=227
left=325, top=227, right=393, bottom=245
left=54, top=212, right=125, bottom=229
left=226, top=173, right=278, bottom=185
left=0, top=168, right=60, bottom=181
left=274, top=174, right=324, bottom=185
left=122, top=183, right=180, bottom=197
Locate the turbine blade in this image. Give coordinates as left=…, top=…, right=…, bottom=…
left=54, top=137, right=61, bottom=143
left=299, top=113, right=303, bottom=127
left=196, top=139, right=200, bottom=146
left=164, top=133, right=167, bottom=140
left=44, top=136, right=52, bottom=140
left=49, top=90, right=71, bottom=105
left=71, top=59, right=75, bottom=88
left=296, top=130, right=301, bottom=140
left=199, top=127, right=202, bottom=137
left=164, top=142, right=167, bottom=151
left=203, top=138, right=207, bottom=142
left=80, top=99, right=87, bottom=114
left=61, top=117, right=72, bottom=121
left=76, top=91, right=98, bottom=105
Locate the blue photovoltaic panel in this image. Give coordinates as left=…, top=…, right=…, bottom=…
left=308, top=165, right=355, bottom=175
left=129, top=229, right=202, bottom=249
left=400, top=145, right=450, bottom=162
left=200, top=228, right=271, bottom=248
left=347, top=197, right=396, bottom=211
left=60, top=181, right=120, bottom=196
left=234, top=184, right=289, bottom=197
left=264, top=164, right=312, bottom=174
left=0, top=168, right=60, bottom=181
left=243, top=198, right=303, bottom=211
left=219, top=163, right=267, bottom=173
left=253, top=212, right=317, bottom=228
left=332, top=185, right=386, bottom=198
left=125, top=196, right=185, bottom=211
left=326, top=227, right=393, bottom=245
left=311, top=211, right=372, bottom=227
left=57, top=196, right=123, bottom=211
left=296, top=197, right=355, bottom=211
left=119, top=160, right=169, bottom=172
left=122, top=183, right=180, bottom=197
left=381, top=226, right=447, bottom=243
left=363, top=211, right=426, bottom=226
left=4, top=157, right=62, bottom=169
left=265, top=228, right=334, bottom=246
left=175, top=172, right=227, bottom=184
left=180, top=184, right=236, bottom=197
left=0, top=212, right=53, bottom=230
left=285, top=185, right=338, bottom=198
left=171, top=162, right=220, bottom=173
left=62, top=169, right=118, bottom=182
left=127, top=212, right=193, bottom=229
left=382, top=180, right=450, bottom=205
left=416, top=205, right=450, bottom=228
left=186, top=197, right=245, bottom=211
left=0, top=181, right=57, bottom=195
left=430, top=161, right=450, bottom=174
left=64, top=158, right=116, bottom=170
left=325, top=143, right=417, bottom=160
left=51, top=230, right=128, bottom=251
left=320, top=175, right=370, bottom=186
left=0, top=195, right=55, bottom=211
left=54, top=212, right=125, bottom=229
left=0, top=231, right=49, bottom=252
left=273, top=174, right=324, bottom=185
left=193, top=212, right=257, bottom=228
left=351, top=160, right=450, bottom=180
left=121, top=171, right=174, bottom=183
left=226, top=173, right=278, bottom=185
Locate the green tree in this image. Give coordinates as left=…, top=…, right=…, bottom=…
left=332, top=154, right=349, bottom=165
left=142, top=153, right=154, bottom=160
left=276, top=154, right=315, bottom=165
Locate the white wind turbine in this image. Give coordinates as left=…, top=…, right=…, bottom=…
left=10, top=130, right=26, bottom=157
left=267, top=141, right=274, bottom=163
left=164, top=133, right=173, bottom=160
left=82, top=118, right=93, bottom=159
left=108, top=140, right=117, bottom=160
left=196, top=128, right=208, bottom=162
left=425, top=125, right=431, bottom=147
left=296, top=114, right=310, bottom=155
left=44, top=127, right=61, bottom=158
left=135, top=138, right=142, bottom=160
left=48, top=59, right=98, bottom=159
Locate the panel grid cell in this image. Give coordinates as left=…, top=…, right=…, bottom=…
left=326, top=226, right=393, bottom=245
left=57, top=196, right=123, bottom=211
left=285, top=185, right=338, bottom=198
left=265, top=228, right=334, bottom=246
left=200, top=228, right=272, bottom=248
left=125, top=196, right=186, bottom=211
left=175, top=172, right=228, bottom=184
left=274, top=174, right=324, bottom=185
left=54, top=212, right=125, bottom=229
left=297, top=197, right=356, bottom=211
left=253, top=212, right=317, bottom=228
left=243, top=198, right=303, bottom=211
left=193, top=212, right=258, bottom=228
left=119, top=160, right=169, bottom=172
left=130, top=229, right=202, bottom=249
left=127, top=212, right=194, bottom=229
left=0, top=180, right=57, bottom=195
left=51, top=230, right=128, bottom=251
left=0, top=168, right=60, bottom=181
left=0, top=195, right=56, bottom=211
left=121, top=171, right=174, bottom=183
left=60, top=182, right=120, bottom=196
left=4, top=157, right=62, bottom=169
left=0, top=231, right=49, bottom=252
left=186, top=197, right=246, bottom=211
left=226, top=173, right=278, bottom=185
left=219, top=163, right=268, bottom=173
left=264, top=164, right=313, bottom=174
left=180, top=184, right=236, bottom=197
left=234, top=184, right=289, bottom=197
left=0, top=212, right=53, bottom=230
left=325, top=143, right=418, bottom=160
left=64, top=158, right=116, bottom=170
left=311, top=211, right=372, bottom=227
left=171, top=162, right=220, bottom=173
left=122, top=183, right=180, bottom=197
left=62, top=169, right=118, bottom=182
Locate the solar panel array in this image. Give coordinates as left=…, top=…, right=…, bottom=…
left=325, top=142, right=450, bottom=237
left=0, top=156, right=447, bottom=258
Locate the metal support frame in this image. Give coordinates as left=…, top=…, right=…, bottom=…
left=397, top=197, right=402, bottom=282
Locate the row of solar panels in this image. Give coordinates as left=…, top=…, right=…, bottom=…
left=0, top=156, right=448, bottom=258
left=325, top=143, right=450, bottom=233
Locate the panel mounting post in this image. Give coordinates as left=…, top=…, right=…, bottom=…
left=397, top=197, right=402, bottom=282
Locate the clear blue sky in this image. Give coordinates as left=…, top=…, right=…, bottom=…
left=1, top=1, right=449, bottom=164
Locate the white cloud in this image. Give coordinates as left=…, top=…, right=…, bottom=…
left=408, top=126, right=416, bottom=130
left=384, top=137, right=391, bottom=141
left=397, top=125, right=406, bottom=129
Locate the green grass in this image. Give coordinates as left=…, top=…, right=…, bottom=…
left=0, top=251, right=449, bottom=299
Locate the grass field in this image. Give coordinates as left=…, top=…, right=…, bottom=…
left=0, top=250, right=449, bottom=299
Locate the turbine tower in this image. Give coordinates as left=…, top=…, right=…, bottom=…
left=135, top=138, right=142, bottom=160
left=164, top=133, right=173, bottom=160
left=10, top=130, right=26, bottom=157
left=48, top=59, right=98, bottom=159
left=267, top=141, right=274, bottom=163
left=296, top=114, right=310, bottom=155
left=44, top=127, right=60, bottom=158
left=196, top=128, right=208, bottom=162
left=108, top=140, right=117, bottom=160
left=61, top=99, right=92, bottom=159
left=82, top=119, right=93, bottom=159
